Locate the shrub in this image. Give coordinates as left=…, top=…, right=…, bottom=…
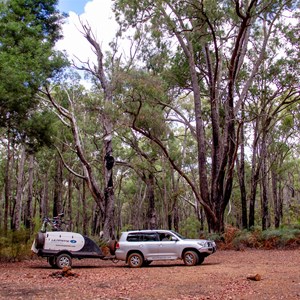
left=0, top=229, right=33, bottom=262
left=180, top=216, right=202, bottom=239
left=216, top=226, right=300, bottom=250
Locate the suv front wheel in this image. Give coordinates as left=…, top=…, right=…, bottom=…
left=183, top=250, right=199, bottom=266
left=127, top=253, right=144, bottom=268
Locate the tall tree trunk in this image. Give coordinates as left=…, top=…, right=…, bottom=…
left=260, top=149, right=269, bottom=230
left=272, top=169, right=280, bottom=228
left=4, top=133, right=14, bottom=234
left=279, top=182, right=284, bottom=222
left=53, top=156, right=63, bottom=217
left=82, top=180, right=88, bottom=235
left=40, top=170, right=49, bottom=218
left=237, top=119, right=247, bottom=229
left=67, top=175, right=73, bottom=231
left=249, top=118, right=260, bottom=229
left=12, top=146, right=26, bottom=231
left=79, top=24, right=116, bottom=239
left=144, top=173, right=157, bottom=229
left=25, top=153, right=34, bottom=231
left=92, top=204, right=101, bottom=236
left=103, top=129, right=115, bottom=238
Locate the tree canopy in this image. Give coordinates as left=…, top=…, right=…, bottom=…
left=0, top=0, right=66, bottom=139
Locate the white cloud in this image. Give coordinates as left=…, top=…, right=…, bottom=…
left=56, top=0, right=119, bottom=66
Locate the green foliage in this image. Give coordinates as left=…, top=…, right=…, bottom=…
left=0, top=229, right=33, bottom=262
left=179, top=216, right=201, bottom=238
left=0, top=0, right=67, bottom=132
left=20, top=110, right=58, bottom=152
left=117, top=69, right=169, bottom=137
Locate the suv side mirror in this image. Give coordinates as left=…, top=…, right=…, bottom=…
left=171, top=236, right=178, bottom=242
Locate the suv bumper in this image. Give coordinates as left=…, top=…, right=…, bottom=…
left=199, top=245, right=216, bottom=254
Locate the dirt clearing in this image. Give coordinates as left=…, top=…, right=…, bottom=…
left=0, top=249, right=299, bottom=299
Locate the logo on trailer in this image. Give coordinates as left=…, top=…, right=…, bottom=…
left=70, top=240, right=77, bottom=244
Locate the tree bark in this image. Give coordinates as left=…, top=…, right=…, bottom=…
left=53, top=155, right=63, bottom=217
left=12, top=146, right=26, bottom=231
left=4, top=132, right=14, bottom=234
left=25, top=153, right=34, bottom=231
left=236, top=119, right=248, bottom=229
left=67, top=175, right=73, bottom=231
left=249, top=118, right=261, bottom=229
left=272, top=169, right=280, bottom=228
left=144, top=173, right=157, bottom=229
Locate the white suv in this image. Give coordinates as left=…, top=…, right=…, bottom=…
left=115, top=230, right=216, bottom=268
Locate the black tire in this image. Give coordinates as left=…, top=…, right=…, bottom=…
left=143, top=260, right=153, bottom=267
left=197, top=255, right=205, bottom=265
left=127, top=253, right=143, bottom=268
left=183, top=250, right=199, bottom=266
left=48, top=257, right=57, bottom=268
left=35, top=232, right=45, bottom=249
left=56, top=254, right=72, bottom=269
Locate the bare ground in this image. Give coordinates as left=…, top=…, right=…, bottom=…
left=0, top=249, right=299, bottom=300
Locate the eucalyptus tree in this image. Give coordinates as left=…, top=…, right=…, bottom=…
left=70, top=23, right=120, bottom=239
left=114, top=0, right=299, bottom=232
left=39, top=81, right=118, bottom=238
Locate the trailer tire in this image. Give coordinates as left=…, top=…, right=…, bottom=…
left=56, top=254, right=72, bottom=269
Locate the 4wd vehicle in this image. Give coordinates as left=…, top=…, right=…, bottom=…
left=31, top=214, right=115, bottom=269
left=115, top=230, right=216, bottom=268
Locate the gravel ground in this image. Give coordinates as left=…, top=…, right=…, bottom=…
left=0, top=249, right=299, bottom=300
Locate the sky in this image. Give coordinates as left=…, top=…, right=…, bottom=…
left=58, top=0, right=88, bottom=15
left=56, top=0, right=119, bottom=66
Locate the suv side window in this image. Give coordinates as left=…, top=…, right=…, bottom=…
left=126, top=232, right=159, bottom=242
left=143, top=233, right=159, bottom=241
left=127, top=233, right=142, bottom=242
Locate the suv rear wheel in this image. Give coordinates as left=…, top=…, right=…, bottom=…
left=127, top=253, right=143, bottom=268
left=183, top=250, right=199, bottom=266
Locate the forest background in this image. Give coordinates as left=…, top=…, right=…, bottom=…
left=0, top=0, right=300, bottom=260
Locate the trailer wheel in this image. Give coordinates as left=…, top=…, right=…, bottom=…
left=56, top=254, right=72, bottom=269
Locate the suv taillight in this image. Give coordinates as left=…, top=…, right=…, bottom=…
left=116, top=242, right=120, bottom=249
